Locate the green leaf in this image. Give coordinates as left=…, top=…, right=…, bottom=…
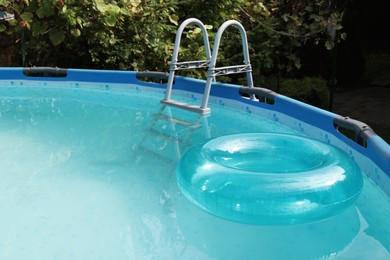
left=49, top=29, right=65, bottom=46
left=325, top=40, right=334, bottom=50
left=71, top=28, right=81, bottom=37
left=108, top=4, right=121, bottom=15
left=37, top=3, right=54, bottom=18
left=104, top=14, right=117, bottom=27
left=310, top=14, right=323, bottom=22
left=31, top=22, right=46, bottom=36
left=0, top=24, right=6, bottom=32
left=94, top=0, right=109, bottom=13
left=335, top=24, right=343, bottom=30
left=8, top=19, right=18, bottom=26
left=168, top=14, right=178, bottom=26
left=305, top=6, right=313, bottom=12
left=258, top=2, right=271, bottom=17
left=20, top=12, right=33, bottom=23
left=76, top=17, right=83, bottom=27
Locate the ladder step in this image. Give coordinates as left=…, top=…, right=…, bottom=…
left=175, top=60, right=210, bottom=70
left=154, top=113, right=201, bottom=128
left=148, top=128, right=180, bottom=141
left=147, top=128, right=193, bottom=147
left=161, top=99, right=210, bottom=114
left=211, top=64, right=252, bottom=77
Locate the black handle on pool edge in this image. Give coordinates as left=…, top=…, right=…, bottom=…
left=333, top=116, right=376, bottom=147
left=23, top=67, right=67, bottom=77
left=136, top=71, right=169, bottom=84
left=239, top=86, right=277, bottom=105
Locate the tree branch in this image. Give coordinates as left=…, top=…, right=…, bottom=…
left=239, top=7, right=324, bottom=39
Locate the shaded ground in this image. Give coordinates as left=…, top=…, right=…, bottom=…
left=332, top=86, right=390, bottom=144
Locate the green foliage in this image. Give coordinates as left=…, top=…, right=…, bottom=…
left=0, top=0, right=349, bottom=77
left=173, top=0, right=348, bottom=84
left=0, top=0, right=179, bottom=69
left=279, top=77, right=330, bottom=109
left=239, top=0, right=347, bottom=79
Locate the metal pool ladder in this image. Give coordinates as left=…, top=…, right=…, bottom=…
left=139, top=105, right=211, bottom=164
left=161, top=18, right=254, bottom=115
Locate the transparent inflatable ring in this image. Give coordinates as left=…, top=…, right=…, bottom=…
left=176, top=133, right=363, bottom=225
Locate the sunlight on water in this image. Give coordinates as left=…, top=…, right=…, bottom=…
left=0, top=83, right=389, bottom=259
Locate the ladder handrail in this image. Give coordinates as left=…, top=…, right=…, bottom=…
left=201, top=20, right=254, bottom=109
left=162, top=19, right=254, bottom=115
left=164, top=18, right=212, bottom=102
left=210, top=20, right=252, bottom=79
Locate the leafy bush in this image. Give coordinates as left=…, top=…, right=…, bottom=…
left=0, top=0, right=348, bottom=80
left=279, top=77, right=330, bottom=109
left=0, top=0, right=179, bottom=69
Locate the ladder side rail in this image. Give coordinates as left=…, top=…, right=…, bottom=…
left=201, top=20, right=254, bottom=109
left=164, top=106, right=182, bottom=160
left=238, top=22, right=254, bottom=89
left=164, top=18, right=212, bottom=102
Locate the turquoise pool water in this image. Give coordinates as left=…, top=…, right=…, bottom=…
left=0, top=81, right=389, bottom=259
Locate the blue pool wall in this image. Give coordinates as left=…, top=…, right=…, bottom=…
left=1, top=67, right=389, bottom=195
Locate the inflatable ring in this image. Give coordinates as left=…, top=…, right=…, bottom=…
left=176, top=133, right=363, bottom=225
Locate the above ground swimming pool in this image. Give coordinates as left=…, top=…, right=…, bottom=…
left=0, top=67, right=389, bottom=259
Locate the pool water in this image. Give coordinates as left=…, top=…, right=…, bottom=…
left=0, top=82, right=389, bottom=259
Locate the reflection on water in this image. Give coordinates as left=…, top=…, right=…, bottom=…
left=175, top=191, right=361, bottom=259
